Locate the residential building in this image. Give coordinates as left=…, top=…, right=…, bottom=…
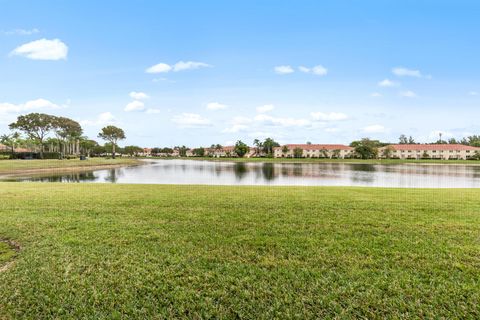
left=379, top=144, right=480, bottom=160
left=274, top=144, right=354, bottom=159
left=206, top=146, right=236, bottom=157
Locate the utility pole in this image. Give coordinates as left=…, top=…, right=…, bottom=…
left=439, top=132, right=443, bottom=144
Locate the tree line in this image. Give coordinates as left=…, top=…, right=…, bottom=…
left=0, top=113, right=126, bottom=159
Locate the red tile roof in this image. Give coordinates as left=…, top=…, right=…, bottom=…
left=275, top=144, right=353, bottom=150
left=275, top=144, right=353, bottom=151
left=385, top=144, right=480, bottom=151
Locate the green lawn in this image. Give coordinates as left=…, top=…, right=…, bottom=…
left=1, top=184, right=480, bottom=318
left=0, top=242, right=16, bottom=267
left=0, top=158, right=140, bottom=175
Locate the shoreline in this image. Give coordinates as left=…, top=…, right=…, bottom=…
left=140, top=157, right=480, bottom=166
left=0, top=158, right=143, bottom=180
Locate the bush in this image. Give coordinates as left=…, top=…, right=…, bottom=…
left=7, top=152, right=61, bottom=160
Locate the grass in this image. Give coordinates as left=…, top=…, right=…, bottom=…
left=0, top=242, right=15, bottom=267
left=0, top=158, right=141, bottom=175
left=1, top=184, right=480, bottom=318
left=161, top=156, right=480, bottom=165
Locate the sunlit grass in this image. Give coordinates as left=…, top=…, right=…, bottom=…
left=0, top=183, right=479, bottom=318
left=0, top=158, right=140, bottom=175
left=0, top=242, right=15, bottom=267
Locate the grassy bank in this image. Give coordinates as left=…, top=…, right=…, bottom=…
left=1, top=184, right=479, bottom=318
left=0, top=158, right=141, bottom=176
left=159, top=156, right=480, bottom=165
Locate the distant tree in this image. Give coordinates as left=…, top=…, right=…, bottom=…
left=98, top=126, right=125, bottom=159
left=178, top=146, right=188, bottom=157
left=471, top=150, right=480, bottom=160
left=281, top=145, right=289, bottom=155
left=399, top=134, right=408, bottom=144
left=332, top=149, right=341, bottom=159
left=193, top=147, right=205, bottom=157
left=234, top=140, right=249, bottom=157
left=467, top=135, right=480, bottom=147
left=0, top=132, right=20, bottom=155
left=79, top=139, right=98, bottom=157
left=350, top=138, right=380, bottom=159
left=253, top=139, right=263, bottom=156
left=293, top=147, right=303, bottom=158
left=408, top=136, right=416, bottom=144
left=306, top=141, right=312, bottom=145
left=53, top=116, right=83, bottom=157
left=160, top=147, right=174, bottom=154
left=104, top=143, right=123, bottom=155
left=151, top=147, right=161, bottom=156
left=9, top=113, right=56, bottom=159
left=91, top=144, right=107, bottom=157
left=382, top=146, right=395, bottom=159
left=124, top=145, right=143, bottom=156
left=448, top=138, right=458, bottom=144
left=262, top=137, right=280, bottom=156
left=320, top=149, right=329, bottom=158
left=0, top=132, right=21, bottom=156
left=421, top=151, right=430, bottom=159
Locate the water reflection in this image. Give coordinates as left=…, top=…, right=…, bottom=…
left=234, top=163, right=247, bottom=180
left=4, top=159, right=480, bottom=188
left=262, top=163, right=275, bottom=181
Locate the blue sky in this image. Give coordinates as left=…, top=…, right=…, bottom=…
left=1, top=0, right=480, bottom=147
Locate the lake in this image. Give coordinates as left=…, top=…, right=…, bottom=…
left=4, top=159, right=480, bottom=188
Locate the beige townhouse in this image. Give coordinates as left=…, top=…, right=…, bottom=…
left=274, top=144, right=354, bottom=159
left=379, top=144, right=480, bottom=160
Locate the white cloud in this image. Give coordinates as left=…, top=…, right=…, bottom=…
left=222, top=124, right=249, bottom=133
left=146, top=63, right=172, bottom=74
left=247, top=131, right=284, bottom=139
left=173, top=61, right=211, bottom=72
left=146, top=108, right=161, bottom=114
left=2, top=28, right=40, bottom=36
left=146, top=61, right=211, bottom=74
left=81, top=112, right=116, bottom=126
left=324, top=127, right=340, bottom=133
left=129, top=91, right=149, bottom=100
left=370, top=92, right=382, bottom=97
left=299, top=65, right=328, bottom=76
left=0, top=98, right=62, bottom=114
left=222, top=116, right=251, bottom=133
left=363, top=124, right=386, bottom=133
left=254, top=114, right=310, bottom=127
left=256, top=104, right=275, bottom=113
left=10, top=38, right=68, bottom=60
left=206, top=102, right=228, bottom=110
left=310, top=112, right=348, bottom=121
left=172, top=113, right=211, bottom=128
left=468, top=91, right=478, bottom=96
left=378, top=79, right=398, bottom=87
left=400, top=90, right=417, bottom=98
left=274, top=65, right=294, bottom=74
left=392, top=67, right=431, bottom=79
left=124, top=101, right=145, bottom=112
left=392, top=67, right=422, bottom=78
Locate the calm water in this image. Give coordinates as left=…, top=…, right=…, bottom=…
left=4, top=159, right=480, bottom=188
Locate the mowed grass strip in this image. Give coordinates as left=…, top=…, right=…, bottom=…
left=0, top=183, right=479, bottom=319
left=0, top=158, right=140, bottom=175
